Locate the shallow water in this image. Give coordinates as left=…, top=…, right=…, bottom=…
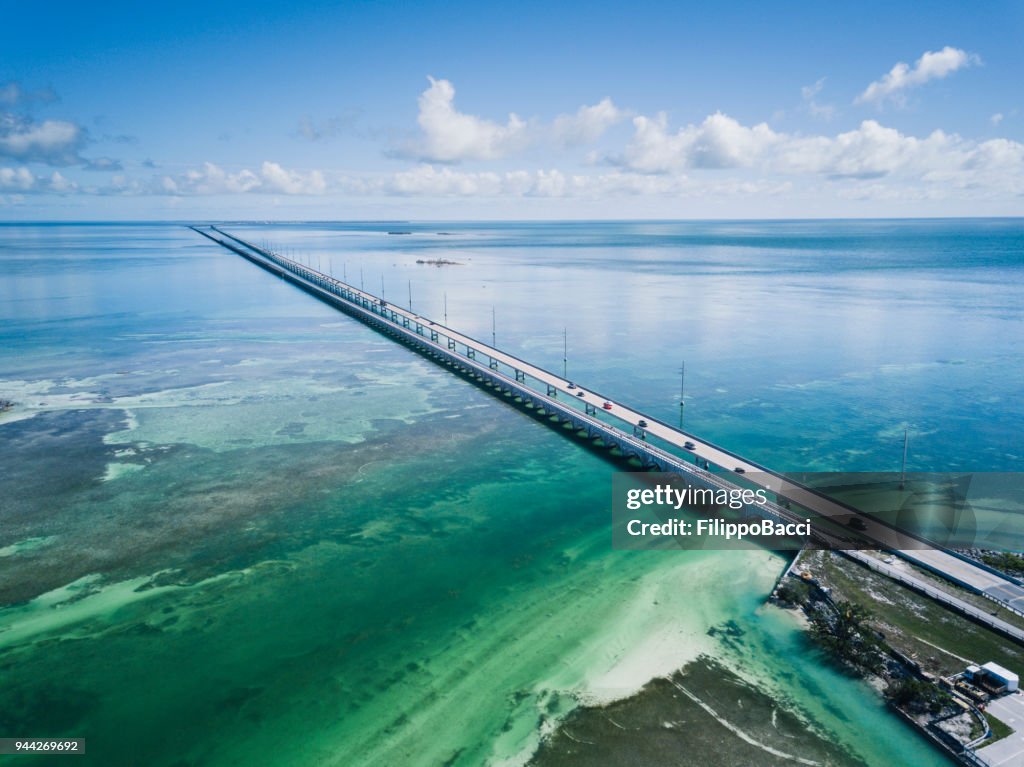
left=4, top=219, right=1020, bottom=765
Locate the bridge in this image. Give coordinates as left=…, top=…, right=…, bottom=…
left=192, top=225, right=1024, bottom=639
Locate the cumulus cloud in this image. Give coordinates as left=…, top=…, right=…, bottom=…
left=613, top=112, right=781, bottom=173
left=778, top=121, right=1024, bottom=190
left=0, top=166, right=76, bottom=193
left=158, top=162, right=260, bottom=195
left=153, top=161, right=327, bottom=196
left=552, top=98, right=626, bottom=146
left=605, top=109, right=1024, bottom=196
left=775, top=121, right=954, bottom=178
left=991, top=113, right=1004, bottom=126
left=856, top=46, right=979, bottom=106
left=0, top=113, right=86, bottom=165
left=404, top=77, right=528, bottom=162
left=399, top=77, right=624, bottom=162
left=260, top=161, right=326, bottom=194
left=0, top=166, right=35, bottom=191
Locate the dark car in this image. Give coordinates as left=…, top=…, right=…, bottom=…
left=848, top=518, right=868, bottom=531
left=576, top=391, right=585, bottom=397
left=734, top=467, right=745, bottom=474
left=684, top=441, right=696, bottom=450
left=638, top=419, right=648, bottom=428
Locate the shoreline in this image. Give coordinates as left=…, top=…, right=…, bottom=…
left=773, top=549, right=1024, bottom=766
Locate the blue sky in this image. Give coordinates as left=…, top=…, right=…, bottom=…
left=2, top=0, right=1022, bottom=218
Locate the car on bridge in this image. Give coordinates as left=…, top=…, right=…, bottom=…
left=638, top=419, right=648, bottom=428
left=603, top=402, right=613, bottom=410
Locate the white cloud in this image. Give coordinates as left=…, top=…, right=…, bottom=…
left=0, top=114, right=85, bottom=165
left=552, top=98, right=626, bottom=146
left=400, top=78, right=625, bottom=162
left=607, top=110, right=1024, bottom=196
left=615, top=112, right=781, bottom=173
left=406, top=77, right=527, bottom=162
left=991, top=113, right=1004, bottom=126
left=0, top=166, right=34, bottom=190
left=0, top=166, right=78, bottom=193
left=177, top=162, right=260, bottom=194
left=856, top=46, right=979, bottom=106
left=260, top=161, right=327, bottom=194
left=49, top=171, right=74, bottom=192
left=776, top=121, right=959, bottom=178
left=153, top=161, right=326, bottom=196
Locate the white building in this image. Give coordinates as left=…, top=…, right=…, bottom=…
left=980, top=662, right=1019, bottom=693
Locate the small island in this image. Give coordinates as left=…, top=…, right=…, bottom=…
left=415, top=258, right=462, bottom=266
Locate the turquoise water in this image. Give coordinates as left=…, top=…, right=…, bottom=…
left=2, top=219, right=1021, bottom=765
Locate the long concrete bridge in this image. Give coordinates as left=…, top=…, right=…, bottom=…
left=192, top=225, right=1024, bottom=638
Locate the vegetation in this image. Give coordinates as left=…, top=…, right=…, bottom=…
left=986, top=712, right=1014, bottom=744
left=809, top=600, right=882, bottom=673
left=775, top=578, right=811, bottom=606
left=812, top=551, right=1024, bottom=677
left=981, top=552, right=1024, bottom=576
left=885, top=677, right=951, bottom=715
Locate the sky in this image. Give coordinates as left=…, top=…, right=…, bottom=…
left=2, top=0, right=1023, bottom=219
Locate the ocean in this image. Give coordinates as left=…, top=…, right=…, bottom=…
left=2, top=219, right=1021, bottom=765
